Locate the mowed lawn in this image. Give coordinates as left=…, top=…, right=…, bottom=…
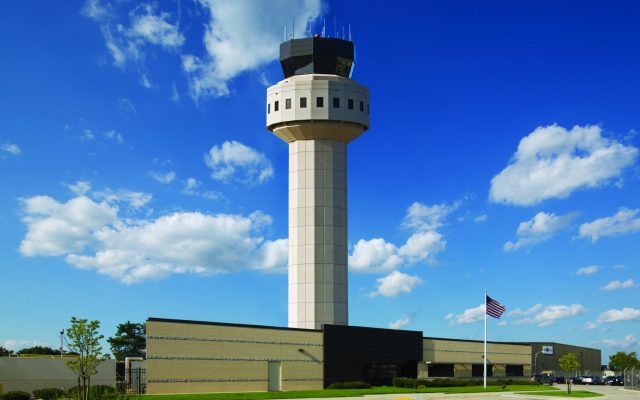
left=517, top=390, right=603, bottom=398
left=140, top=385, right=555, bottom=400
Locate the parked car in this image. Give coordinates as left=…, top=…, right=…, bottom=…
left=533, top=373, right=555, bottom=385
left=571, top=376, right=583, bottom=384
left=581, top=376, right=603, bottom=385
left=605, top=376, right=624, bottom=386
left=552, top=376, right=566, bottom=384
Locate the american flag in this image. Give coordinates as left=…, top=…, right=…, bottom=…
left=486, top=295, right=506, bottom=319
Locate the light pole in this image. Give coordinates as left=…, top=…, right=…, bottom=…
left=534, top=351, right=543, bottom=375
left=60, top=330, right=64, bottom=357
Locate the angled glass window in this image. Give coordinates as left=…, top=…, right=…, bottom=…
left=300, top=97, right=307, bottom=108
left=267, top=103, right=270, bottom=114
left=274, top=101, right=279, bottom=111
left=333, top=97, right=340, bottom=108
left=348, top=99, right=354, bottom=110
left=359, top=101, right=364, bottom=112
left=285, top=98, right=291, bottom=109
left=316, top=97, right=324, bottom=107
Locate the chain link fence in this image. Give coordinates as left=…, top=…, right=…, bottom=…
left=625, top=367, right=639, bottom=391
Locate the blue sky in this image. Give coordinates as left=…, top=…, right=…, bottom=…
left=1, top=0, right=639, bottom=362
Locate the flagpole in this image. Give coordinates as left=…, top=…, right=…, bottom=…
left=484, top=289, right=487, bottom=390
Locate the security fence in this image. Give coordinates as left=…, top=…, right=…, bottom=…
left=625, top=367, right=639, bottom=391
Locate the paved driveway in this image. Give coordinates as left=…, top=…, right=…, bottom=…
left=297, top=385, right=639, bottom=400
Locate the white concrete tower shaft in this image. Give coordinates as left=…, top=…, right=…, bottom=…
left=266, top=38, right=369, bottom=329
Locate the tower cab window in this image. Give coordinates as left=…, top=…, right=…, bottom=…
left=274, top=101, right=279, bottom=111
left=333, top=97, right=340, bottom=108
left=316, top=97, right=324, bottom=107
left=300, top=97, right=307, bottom=108
left=359, top=101, right=364, bottom=112
left=267, top=103, right=270, bottom=114
left=286, top=99, right=291, bottom=109
left=348, top=99, right=354, bottom=110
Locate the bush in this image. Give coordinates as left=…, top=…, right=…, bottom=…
left=392, top=377, right=416, bottom=388
left=0, top=391, right=31, bottom=400
left=326, top=381, right=371, bottom=389
left=32, top=388, right=64, bottom=400
left=66, top=385, right=116, bottom=400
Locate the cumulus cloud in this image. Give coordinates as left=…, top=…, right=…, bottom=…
left=369, top=271, right=423, bottom=298
left=1, top=143, right=21, bottom=155
left=129, top=7, right=185, bottom=48
left=584, top=322, right=598, bottom=330
left=93, top=189, right=152, bottom=209
left=19, top=193, right=286, bottom=284
left=511, top=304, right=585, bottom=327
left=474, top=214, right=488, bottom=223
left=578, top=208, right=640, bottom=242
left=504, top=211, right=577, bottom=251
left=2, top=339, right=47, bottom=351
left=181, top=178, right=222, bottom=201
left=601, top=279, right=637, bottom=291
left=576, top=265, right=599, bottom=275
left=389, top=314, right=414, bottom=330
left=182, top=0, right=322, bottom=98
left=507, top=303, right=543, bottom=317
left=490, top=125, right=638, bottom=206
left=205, top=141, right=274, bottom=185
left=149, top=171, right=176, bottom=184
left=68, top=181, right=92, bottom=196
left=597, top=334, right=639, bottom=350
left=446, top=304, right=485, bottom=325
left=104, top=129, right=124, bottom=144
left=349, top=201, right=454, bottom=273
left=597, top=308, right=640, bottom=323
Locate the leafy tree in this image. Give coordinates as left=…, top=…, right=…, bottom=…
left=609, top=351, right=640, bottom=373
left=16, top=345, right=59, bottom=355
left=0, top=346, right=13, bottom=356
left=558, top=352, right=581, bottom=394
left=65, top=317, right=107, bottom=400
left=107, top=321, right=146, bottom=361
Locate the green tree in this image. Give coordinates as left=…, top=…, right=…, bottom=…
left=64, top=317, right=106, bottom=400
left=558, top=352, right=581, bottom=394
left=107, top=321, right=146, bottom=361
left=0, top=346, right=13, bottom=356
left=16, top=345, right=59, bottom=355
left=609, top=351, right=640, bottom=373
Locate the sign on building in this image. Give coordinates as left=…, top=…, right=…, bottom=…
left=542, top=345, right=554, bottom=355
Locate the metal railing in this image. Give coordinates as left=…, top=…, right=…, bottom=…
left=625, top=367, right=639, bottom=391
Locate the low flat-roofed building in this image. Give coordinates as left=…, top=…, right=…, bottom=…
left=520, top=342, right=601, bottom=376
left=421, top=337, right=531, bottom=379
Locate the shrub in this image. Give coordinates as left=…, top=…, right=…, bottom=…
left=66, top=385, right=116, bottom=400
left=392, top=377, right=416, bottom=388
left=0, top=391, right=31, bottom=400
left=326, top=381, right=371, bottom=389
left=32, top=388, right=64, bottom=400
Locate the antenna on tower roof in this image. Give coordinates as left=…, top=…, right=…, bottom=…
left=292, top=19, right=295, bottom=39
left=307, top=20, right=311, bottom=37
left=349, top=24, right=352, bottom=41
left=284, top=25, right=287, bottom=42
left=333, top=16, right=336, bottom=38
left=322, top=18, right=326, bottom=37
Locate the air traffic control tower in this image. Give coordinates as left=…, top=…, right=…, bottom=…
left=266, top=36, right=370, bottom=329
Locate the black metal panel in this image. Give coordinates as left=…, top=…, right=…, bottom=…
left=323, top=325, right=422, bottom=387
left=279, top=37, right=355, bottom=78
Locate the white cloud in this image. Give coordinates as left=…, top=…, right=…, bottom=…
left=81, top=0, right=112, bottom=21
left=474, top=214, right=488, bottom=223
left=171, top=82, right=180, bottom=102
left=205, top=141, right=274, bottom=185
left=597, top=334, right=639, bottom=350
left=504, top=211, right=577, bottom=251
left=129, top=7, right=185, bottom=49
left=446, top=304, right=485, bottom=325
left=94, top=189, right=152, bottom=209
left=68, top=181, right=92, bottom=196
left=369, top=271, right=423, bottom=298
left=389, top=315, right=414, bottom=330
left=584, top=322, right=598, bottom=330
left=19, top=193, right=287, bottom=284
left=1, top=143, right=21, bottom=155
left=490, top=124, right=638, bottom=206
left=20, top=195, right=118, bottom=257
left=398, top=231, right=446, bottom=263
left=402, top=201, right=459, bottom=231
left=578, top=208, right=640, bottom=242
left=576, top=265, right=599, bottom=275
left=597, top=308, right=640, bottom=323
left=349, top=239, right=403, bottom=273
left=2, top=339, right=47, bottom=351
left=181, top=178, right=222, bottom=201
left=104, top=129, right=124, bottom=144
left=507, top=303, right=543, bottom=317
left=182, top=0, right=322, bottom=99
left=512, top=304, right=585, bottom=327
left=149, top=171, right=176, bottom=184
left=118, top=98, right=136, bottom=115
left=601, top=279, right=637, bottom=291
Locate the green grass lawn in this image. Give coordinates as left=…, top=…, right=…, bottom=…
left=516, top=390, right=603, bottom=398
left=140, top=385, right=555, bottom=400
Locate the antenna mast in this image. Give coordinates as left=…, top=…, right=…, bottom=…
left=349, top=24, right=352, bottom=41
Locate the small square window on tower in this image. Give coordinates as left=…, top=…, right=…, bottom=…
left=285, top=98, right=291, bottom=109
left=333, top=97, right=340, bottom=108
left=316, top=97, right=324, bottom=107
left=300, top=97, right=307, bottom=108
left=348, top=99, right=354, bottom=110
left=274, top=101, right=279, bottom=111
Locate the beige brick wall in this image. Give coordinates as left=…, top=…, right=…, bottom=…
left=146, top=320, right=323, bottom=394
